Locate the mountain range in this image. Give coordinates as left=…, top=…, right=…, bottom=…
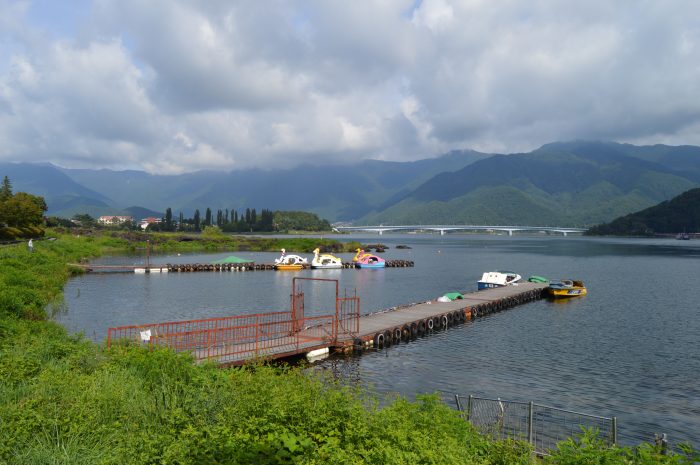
left=2, top=141, right=700, bottom=227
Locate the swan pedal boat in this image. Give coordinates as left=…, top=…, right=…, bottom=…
left=353, top=249, right=385, bottom=269
left=311, top=248, right=343, bottom=269
left=548, top=279, right=587, bottom=298
left=274, top=248, right=308, bottom=271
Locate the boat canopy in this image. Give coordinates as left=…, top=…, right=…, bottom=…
left=211, top=255, right=252, bottom=264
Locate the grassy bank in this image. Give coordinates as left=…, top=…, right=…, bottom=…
left=51, top=228, right=362, bottom=255
left=0, top=234, right=696, bottom=464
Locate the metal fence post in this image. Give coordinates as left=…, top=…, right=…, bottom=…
left=528, top=401, right=534, bottom=445
left=612, top=417, right=617, bottom=446
left=467, top=395, right=473, bottom=422
left=455, top=395, right=463, bottom=417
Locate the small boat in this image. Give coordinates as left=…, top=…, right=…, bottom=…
left=311, top=248, right=343, bottom=269
left=274, top=248, right=307, bottom=271
left=353, top=248, right=385, bottom=269
left=477, top=271, right=522, bottom=290
left=676, top=232, right=690, bottom=240
left=548, top=279, right=587, bottom=298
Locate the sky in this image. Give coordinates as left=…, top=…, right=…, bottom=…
left=1, top=0, right=700, bottom=174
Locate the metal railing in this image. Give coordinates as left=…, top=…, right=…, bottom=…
left=107, top=278, right=360, bottom=364
left=455, top=394, right=617, bottom=455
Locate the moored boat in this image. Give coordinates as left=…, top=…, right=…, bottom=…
left=477, top=271, right=522, bottom=290
left=274, top=248, right=307, bottom=271
left=547, top=279, right=587, bottom=298
left=353, top=249, right=385, bottom=269
left=311, top=248, right=343, bottom=269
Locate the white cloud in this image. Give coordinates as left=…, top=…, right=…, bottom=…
left=1, top=0, right=700, bottom=172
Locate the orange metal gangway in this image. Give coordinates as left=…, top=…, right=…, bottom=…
left=107, top=278, right=360, bottom=365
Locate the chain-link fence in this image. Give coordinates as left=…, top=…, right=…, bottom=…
left=455, top=395, right=617, bottom=455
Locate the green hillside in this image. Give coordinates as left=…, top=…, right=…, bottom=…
left=587, top=187, right=700, bottom=235
left=365, top=143, right=699, bottom=227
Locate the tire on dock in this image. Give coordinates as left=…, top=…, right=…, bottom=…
left=383, top=330, right=392, bottom=347
left=393, top=327, right=402, bottom=344
left=440, top=314, right=448, bottom=329
left=353, top=338, right=364, bottom=352
left=373, top=332, right=385, bottom=349
left=401, top=324, right=411, bottom=341
left=426, top=317, right=434, bottom=331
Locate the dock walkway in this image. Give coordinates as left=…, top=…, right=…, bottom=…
left=353, top=282, right=545, bottom=345
left=108, top=281, right=547, bottom=365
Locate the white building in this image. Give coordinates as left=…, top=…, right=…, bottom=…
left=98, top=215, right=134, bottom=226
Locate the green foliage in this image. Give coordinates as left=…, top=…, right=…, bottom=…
left=273, top=211, right=331, bottom=232
left=0, top=177, right=47, bottom=238
left=72, top=213, right=97, bottom=228
left=545, top=428, right=700, bottom=465
left=201, top=225, right=224, bottom=237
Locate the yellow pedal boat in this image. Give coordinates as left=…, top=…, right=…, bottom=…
left=547, top=279, right=587, bottom=298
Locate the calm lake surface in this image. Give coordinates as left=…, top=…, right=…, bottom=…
left=57, top=234, right=700, bottom=446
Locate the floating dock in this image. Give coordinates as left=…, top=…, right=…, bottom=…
left=72, top=260, right=414, bottom=273
left=108, top=278, right=548, bottom=365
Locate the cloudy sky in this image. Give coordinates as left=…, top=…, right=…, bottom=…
left=1, top=0, right=700, bottom=173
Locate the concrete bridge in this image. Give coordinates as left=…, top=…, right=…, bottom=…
left=333, top=224, right=587, bottom=236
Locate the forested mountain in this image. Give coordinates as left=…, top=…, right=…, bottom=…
left=586, top=188, right=700, bottom=235
left=3, top=142, right=700, bottom=226
left=362, top=142, right=700, bottom=227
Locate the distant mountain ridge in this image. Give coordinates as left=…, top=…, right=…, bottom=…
left=3, top=142, right=700, bottom=226
left=587, top=187, right=700, bottom=235
left=1, top=150, right=487, bottom=220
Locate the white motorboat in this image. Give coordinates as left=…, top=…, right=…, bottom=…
left=477, top=271, right=522, bottom=290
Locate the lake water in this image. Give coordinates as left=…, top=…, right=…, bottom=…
left=57, top=234, right=700, bottom=447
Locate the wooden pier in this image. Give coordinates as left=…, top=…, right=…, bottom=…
left=107, top=279, right=548, bottom=365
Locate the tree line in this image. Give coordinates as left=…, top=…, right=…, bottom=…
left=157, top=208, right=330, bottom=232
left=157, top=207, right=276, bottom=232
left=0, top=176, right=47, bottom=239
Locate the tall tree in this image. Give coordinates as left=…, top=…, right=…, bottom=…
left=205, top=208, right=212, bottom=226
left=0, top=176, right=12, bottom=201
left=179, top=211, right=184, bottom=230
left=251, top=208, right=257, bottom=226
left=194, top=209, right=201, bottom=231
left=245, top=208, right=251, bottom=224
left=165, top=207, right=173, bottom=231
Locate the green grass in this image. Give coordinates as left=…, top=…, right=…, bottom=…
left=0, top=233, right=697, bottom=463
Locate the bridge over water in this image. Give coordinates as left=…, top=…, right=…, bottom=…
left=334, top=224, right=587, bottom=236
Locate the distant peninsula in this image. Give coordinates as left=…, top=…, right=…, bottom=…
left=586, top=187, right=700, bottom=236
